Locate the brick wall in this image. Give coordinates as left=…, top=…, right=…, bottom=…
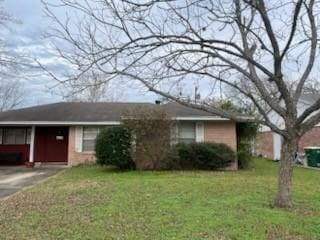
left=298, top=126, right=320, bottom=152
left=256, top=127, right=320, bottom=160
left=67, top=122, right=240, bottom=168
left=204, top=121, right=237, bottom=170
left=255, top=131, right=274, bottom=159
left=68, top=126, right=96, bottom=166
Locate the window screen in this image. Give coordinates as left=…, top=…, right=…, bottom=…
left=3, top=128, right=26, bottom=144
left=82, top=126, right=111, bottom=152
left=178, top=122, right=196, bottom=144
left=82, top=127, right=99, bottom=152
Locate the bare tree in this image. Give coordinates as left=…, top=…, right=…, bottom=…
left=61, top=70, right=122, bottom=102
left=0, top=1, right=21, bottom=74
left=224, top=75, right=281, bottom=115
left=42, top=0, right=320, bottom=208
left=0, top=1, right=25, bottom=110
left=0, top=79, right=25, bottom=111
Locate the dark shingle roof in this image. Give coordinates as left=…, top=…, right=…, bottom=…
left=0, top=102, right=222, bottom=123
left=161, top=103, right=218, bottom=117
left=0, top=102, right=153, bottom=122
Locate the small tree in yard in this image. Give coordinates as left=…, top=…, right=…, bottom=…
left=44, top=0, right=320, bottom=208
left=237, top=122, right=259, bottom=169
left=95, top=126, right=134, bottom=170
left=123, top=107, right=175, bottom=170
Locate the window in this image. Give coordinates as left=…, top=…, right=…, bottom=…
left=82, top=126, right=111, bottom=152
left=83, top=127, right=100, bottom=152
left=2, top=128, right=31, bottom=145
left=26, top=128, right=31, bottom=144
left=178, top=122, right=196, bottom=144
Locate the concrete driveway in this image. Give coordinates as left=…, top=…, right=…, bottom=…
left=0, top=166, right=64, bottom=199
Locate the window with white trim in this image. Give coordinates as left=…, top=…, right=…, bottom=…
left=82, top=126, right=113, bottom=152
left=178, top=122, right=196, bottom=144
left=82, top=127, right=100, bottom=152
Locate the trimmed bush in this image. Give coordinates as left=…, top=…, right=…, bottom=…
left=236, top=122, right=258, bottom=169
left=237, top=142, right=253, bottom=169
left=173, top=142, right=235, bottom=170
left=95, top=126, right=134, bottom=170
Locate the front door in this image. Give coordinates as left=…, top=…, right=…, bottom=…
left=34, top=127, right=69, bottom=163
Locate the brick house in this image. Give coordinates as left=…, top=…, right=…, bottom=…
left=0, top=102, right=250, bottom=169
left=255, top=94, right=320, bottom=160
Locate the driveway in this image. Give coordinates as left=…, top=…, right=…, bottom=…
left=0, top=166, right=64, bottom=199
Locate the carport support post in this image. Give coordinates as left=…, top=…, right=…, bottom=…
left=28, top=126, right=36, bottom=166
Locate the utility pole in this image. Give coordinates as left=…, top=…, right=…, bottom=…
left=194, top=86, right=200, bottom=103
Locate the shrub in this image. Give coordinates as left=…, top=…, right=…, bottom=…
left=95, top=126, right=135, bottom=170
left=213, top=100, right=258, bottom=169
left=173, top=142, right=235, bottom=170
left=236, top=122, right=258, bottom=169
left=165, top=146, right=182, bottom=170
left=237, top=142, right=253, bottom=169
left=123, top=107, right=175, bottom=170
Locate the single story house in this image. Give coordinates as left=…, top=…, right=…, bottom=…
left=0, top=102, right=249, bottom=169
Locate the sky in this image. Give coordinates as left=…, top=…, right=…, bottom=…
left=4, top=0, right=314, bottom=110
left=2, top=0, right=159, bottom=107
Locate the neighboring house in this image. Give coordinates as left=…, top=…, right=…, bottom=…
left=255, top=94, right=320, bottom=160
left=0, top=102, right=250, bottom=169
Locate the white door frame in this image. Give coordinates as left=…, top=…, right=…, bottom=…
left=273, top=133, right=282, bottom=160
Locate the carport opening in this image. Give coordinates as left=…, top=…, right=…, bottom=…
left=0, top=127, right=31, bottom=166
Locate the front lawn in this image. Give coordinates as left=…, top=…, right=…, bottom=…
left=0, top=159, right=319, bottom=240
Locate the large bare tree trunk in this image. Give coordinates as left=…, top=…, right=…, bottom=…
left=274, top=136, right=298, bottom=208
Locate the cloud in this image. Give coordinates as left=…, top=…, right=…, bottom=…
left=0, top=0, right=160, bottom=107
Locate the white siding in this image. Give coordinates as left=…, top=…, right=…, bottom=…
left=273, top=133, right=282, bottom=160
left=195, top=122, right=204, bottom=142
left=75, top=126, right=83, bottom=153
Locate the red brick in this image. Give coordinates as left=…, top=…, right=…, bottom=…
left=204, top=121, right=238, bottom=170
left=255, top=132, right=274, bottom=159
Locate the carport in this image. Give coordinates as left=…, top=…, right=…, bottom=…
left=0, top=127, right=32, bottom=165
left=0, top=125, right=69, bottom=166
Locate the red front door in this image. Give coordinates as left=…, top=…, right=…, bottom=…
left=34, top=127, right=69, bottom=163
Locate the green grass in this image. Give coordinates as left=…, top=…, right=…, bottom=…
left=0, top=159, right=319, bottom=240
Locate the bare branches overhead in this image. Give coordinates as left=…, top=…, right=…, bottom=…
left=42, top=0, right=320, bottom=134
left=0, top=79, right=25, bottom=111
left=0, top=1, right=26, bottom=111
left=42, top=0, right=320, bottom=207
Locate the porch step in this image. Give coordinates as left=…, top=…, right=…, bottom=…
left=34, top=162, right=68, bottom=168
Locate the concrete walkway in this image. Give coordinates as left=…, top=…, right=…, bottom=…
left=0, top=166, right=65, bottom=199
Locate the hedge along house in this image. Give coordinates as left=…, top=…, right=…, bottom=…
left=0, top=102, right=250, bottom=169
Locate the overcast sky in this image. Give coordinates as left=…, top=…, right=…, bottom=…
left=2, top=0, right=159, bottom=107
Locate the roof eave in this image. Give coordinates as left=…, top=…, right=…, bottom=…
left=0, top=121, right=122, bottom=126
left=0, top=117, right=255, bottom=125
